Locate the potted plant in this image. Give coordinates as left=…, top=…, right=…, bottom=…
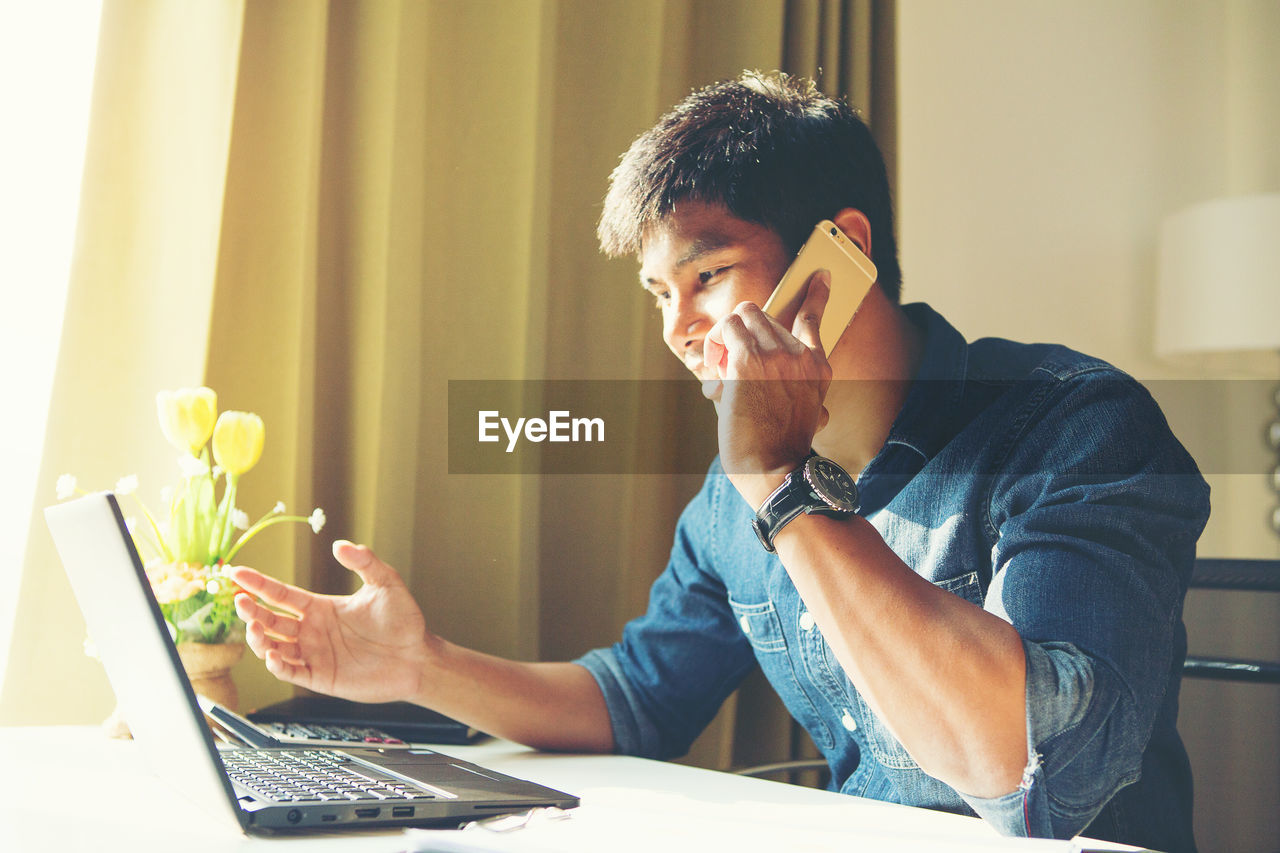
left=59, top=386, right=324, bottom=727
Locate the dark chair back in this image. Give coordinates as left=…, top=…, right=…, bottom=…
left=1184, top=558, right=1280, bottom=684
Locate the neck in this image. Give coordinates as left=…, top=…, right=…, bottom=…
left=813, top=288, right=924, bottom=476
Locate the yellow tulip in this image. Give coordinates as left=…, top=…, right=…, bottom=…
left=156, top=387, right=218, bottom=455
left=212, top=411, right=265, bottom=477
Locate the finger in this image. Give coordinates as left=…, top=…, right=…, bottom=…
left=818, top=356, right=833, bottom=402
left=703, top=323, right=728, bottom=377
left=332, top=540, right=403, bottom=588
left=815, top=405, right=830, bottom=434
left=233, top=590, right=273, bottom=623
left=735, top=302, right=786, bottom=352
left=718, top=312, right=756, bottom=371
left=793, top=270, right=832, bottom=354
left=718, top=311, right=750, bottom=347
left=227, top=564, right=268, bottom=590
left=235, top=593, right=300, bottom=639
left=264, top=649, right=312, bottom=686
left=228, top=566, right=314, bottom=616
left=243, top=616, right=302, bottom=663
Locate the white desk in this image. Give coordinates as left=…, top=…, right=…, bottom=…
left=0, top=727, right=1135, bottom=853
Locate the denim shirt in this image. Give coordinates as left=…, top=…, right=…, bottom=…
left=576, top=303, right=1209, bottom=853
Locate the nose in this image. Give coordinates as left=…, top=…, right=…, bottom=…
left=664, top=292, right=709, bottom=357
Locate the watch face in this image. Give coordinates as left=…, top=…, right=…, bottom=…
left=806, top=457, right=859, bottom=512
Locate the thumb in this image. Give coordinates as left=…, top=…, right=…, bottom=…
left=793, top=270, right=831, bottom=355
left=332, top=540, right=401, bottom=588
left=815, top=405, right=830, bottom=434
left=703, top=322, right=729, bottom=378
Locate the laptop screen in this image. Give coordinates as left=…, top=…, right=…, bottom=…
left=45, top=492, right=247, bottom=831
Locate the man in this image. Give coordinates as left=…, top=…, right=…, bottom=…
left=232, top=72, right=1208, bottom=852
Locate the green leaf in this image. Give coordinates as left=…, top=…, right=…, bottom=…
left=161, top=590, right=242, bottom=644
left=190, top=473, right=217, bottom=566
left=170, top=481, right=193, bottom=563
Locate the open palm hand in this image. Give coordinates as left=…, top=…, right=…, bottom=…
left=231, top=541, right=429, bottom=704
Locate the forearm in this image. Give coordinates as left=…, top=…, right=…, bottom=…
left=774, top=512, right=1027, bottom=798
left=409, top=634, right=615, bottom=754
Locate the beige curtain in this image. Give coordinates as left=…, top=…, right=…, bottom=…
left=1, top=0, right=894, bottom=776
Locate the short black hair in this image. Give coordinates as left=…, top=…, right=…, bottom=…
left=598, top=70, right=901, bottom=302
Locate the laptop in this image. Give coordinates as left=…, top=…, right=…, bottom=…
left=195, top=694, right=478, bottom=750
left=247, top=695, right=483, bottom=746
left=44, top=492, right=579, bottom=832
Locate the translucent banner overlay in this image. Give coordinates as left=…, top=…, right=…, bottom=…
left=447, top=379, right=1279, bottom=476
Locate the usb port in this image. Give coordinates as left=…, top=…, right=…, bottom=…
left=354, top=807, right=380, bottom=819
left=392, top=806, right=414, bottom=818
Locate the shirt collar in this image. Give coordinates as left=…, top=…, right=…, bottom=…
left=881, top=302, right=970, bottom=462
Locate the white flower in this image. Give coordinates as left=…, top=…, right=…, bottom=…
left=160, top=486, right=173, bottom=507
left=212, top=465, right=224, bottom=479
left=206, top=580, right=221, bottom=595
left=309, top=508, right=326, bottom=534
left=56, top=474, right=77, bottom=500
left=125, top=516, right=138, bottom=535
left=232, top=509, right=250, bottom=530
left=177, top=453, right=206, bottom=478
left=273, top=501, right=286, bottom=514
left=115, top=474, right=138, bottom=496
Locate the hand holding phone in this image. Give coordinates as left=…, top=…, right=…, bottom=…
left=761, top=220, right=877, bottom=355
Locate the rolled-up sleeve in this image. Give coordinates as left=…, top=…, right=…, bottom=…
left=574, top=466, right=758, bottom=760
left=965, top=372, right=1209, bottom=838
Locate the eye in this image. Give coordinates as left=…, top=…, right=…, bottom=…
left=650, top=289, right=671, bottom=309
left=699, top=266, right=731, bottom=285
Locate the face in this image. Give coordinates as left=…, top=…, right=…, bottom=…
left=638, top=202, right=792, bottom=380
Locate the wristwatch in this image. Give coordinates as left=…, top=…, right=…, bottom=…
left=751, top=452, right=860, bottom=553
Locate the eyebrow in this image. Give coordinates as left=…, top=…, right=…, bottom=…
left=641, top=232, right=737, bottom=286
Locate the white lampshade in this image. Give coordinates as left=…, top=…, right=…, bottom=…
left=1156, top=193, right=1280, bottom=375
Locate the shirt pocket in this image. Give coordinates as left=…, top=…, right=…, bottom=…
left=853, top=691, right=919, bottom=770
left=934, top=569, right=983, bottom=605
left=854, top=569, right=985, bottom=770
left=727, top=597, right=787, bottom=653
left=728, top=596, right=835, bottom=749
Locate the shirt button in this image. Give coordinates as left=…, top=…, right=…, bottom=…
left=841, top=711, right=858, bottom=732
left=798, top=611, right=816, bottom=632
left=739, top=615, right=752, bottom=635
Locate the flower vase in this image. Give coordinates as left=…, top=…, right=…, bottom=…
left=176, top=641, right=246, bottom=710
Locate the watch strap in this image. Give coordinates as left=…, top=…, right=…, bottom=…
left=751, top=452, right=857, bottom=553
left=751, top=474, right=810, bottom=553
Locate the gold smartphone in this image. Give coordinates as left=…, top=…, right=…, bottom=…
left=762, top=220, right=877, bottom=355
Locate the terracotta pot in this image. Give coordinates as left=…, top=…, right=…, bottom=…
left=176, top=641, right=246, bottom=710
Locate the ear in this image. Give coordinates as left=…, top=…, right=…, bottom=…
left=831, top=208, right=872, bottom=258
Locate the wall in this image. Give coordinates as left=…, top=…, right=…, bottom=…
left=896, top=2, right=1279, bottom=850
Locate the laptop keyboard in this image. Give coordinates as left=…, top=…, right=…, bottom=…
left=256, top=720, right=407, bottom=744
left=220, top=749, right=441, bottom=803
